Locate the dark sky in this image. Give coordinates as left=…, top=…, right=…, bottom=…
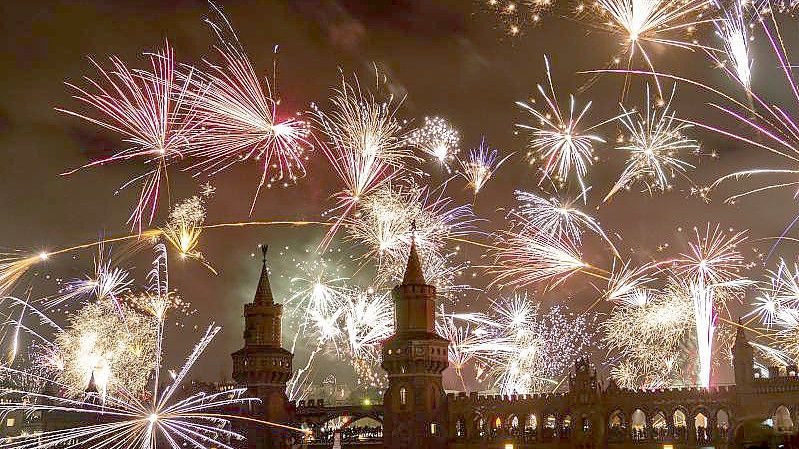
left=1, top=1, right=796, bottom=385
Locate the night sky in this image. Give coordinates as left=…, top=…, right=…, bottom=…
left=1, top=1, right=796, bottom=386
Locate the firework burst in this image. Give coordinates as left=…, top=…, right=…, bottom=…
left=464, top=294, right=592, bottom=394
left=582, top=0, right=712, bottom=99
left=312, top=74, right=417, bottom=248
left=602, top=283, right=694, bottom=388
left=406, top=116, right=460, bottom=171
left=604, top=87, right=700, bottom=202
left=458, top=138, right=511, bottom=195
left=516, top=56, right=613, bottom=199
left=183, top=6, right=312, bottom=211
left=58, top=42, right=199, bottom=232
left=514, top=190, right=620, bottom=257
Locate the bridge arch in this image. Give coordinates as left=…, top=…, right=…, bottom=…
left=608, top=409, right=625, bottom=428
left=652, top=410, right=667, bottom=429
left=526, top=413, right=538, bottom=431
left=455, top=416, right=467, bottom=438
left=773, top=404, right=794, bottom=433
left=630, top=408, right=647, bottom=430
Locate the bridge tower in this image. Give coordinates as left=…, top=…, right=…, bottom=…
left=381, top=238, right=449, bottom=449
left=733, top=319, right=754, bottom=388
left=232, top=245, right=294, bottom=449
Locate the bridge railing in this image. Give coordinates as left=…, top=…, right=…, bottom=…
left=308, top=426, right=383, bottom=444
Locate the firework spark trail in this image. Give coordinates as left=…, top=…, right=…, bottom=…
left=436, top=308, right=482, bottom=391
left=604, top=87, right=700, bottom=202
left=602, top=280, right=694, bottom=388
left=458, top=138, right=511, bottom=195
left=674, top=223, right=748, bottom=286
left=57, top=41, right=200, bottom=232
left=584, top=0, right=715, bottom=99
left=183, top=5, right=312, bottom=212
left=0, top=325, right=254, bottom=449
left=490, top=228, right=589, bottom=289
left=745, top=259, right=799, bottom=362
left=687, top=278, right=716, bottom=388
left=406, top=116, right=460, bottom=171
left=711, top=0, right=753, bottom=90
left=604, top=261, right=659, bottom=306
left=345, top=182, right=478, bottom=296
left=457, top=294, right=591, bottom=394
left=516, top=56, right=617, bottom=200
left=46, top=245, right=133, bottom=310
left=670, top=224, right=748, bottom=387
left=514, top=190, right=620, bottom=258
left=312, top=74, right=418, bottom=249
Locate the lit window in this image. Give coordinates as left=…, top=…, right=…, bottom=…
left=399, top=387, right=407, bottom=405
left=6, top=418, right=15, bottom=427
left=430, top=422, right=438, bottom=435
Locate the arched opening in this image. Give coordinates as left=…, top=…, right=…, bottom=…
left=631, top=409, right=647, bottom=441
left=631, top=409, right=647, bottom=430
left=608, top=410, right=625, bottom=441
left=716, top=409, right=730, bottom=441
left=562, top=414, right=572, bottom=438
left=456, top=417, right=466, bottom=438
left=510, top=415, right=520, bottom=429
left=695, top=413, right=709, bottom=443
left=674, top=410, right=687, bottom=428
left=545, top=414, right=557, bottom=429
left=582, top=415, right=591, bottom=433
left=526, top=414, right=538, bottom=431
left=695, top=413, right=708, bottom=428
left=477, top=417, right=486, bottom=437
left=652, top=412, right=667, bottom=429
left=609, top=410, right=624, bottom=429
left=316, top=416, right=382, bottom=443
left=774, top=405, right=794, bottom=432
left=493, top=416, right=502, bottom=429
left=543, top=414, right=557, bottom=440
left=399, top=387, right=407, bottom=406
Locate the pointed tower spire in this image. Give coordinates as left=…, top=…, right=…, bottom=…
left=85, top=371, right=98, bottom=395
left=402, top=222, right=426, bottom=285
left=254, top=244, right=274, bottom=305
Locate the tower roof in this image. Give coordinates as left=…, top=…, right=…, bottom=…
left=402, top=236, right=426, bottom=285
left=85, top=371, right=98, bottom=394
left=254, top=244, right=274, bottom=305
